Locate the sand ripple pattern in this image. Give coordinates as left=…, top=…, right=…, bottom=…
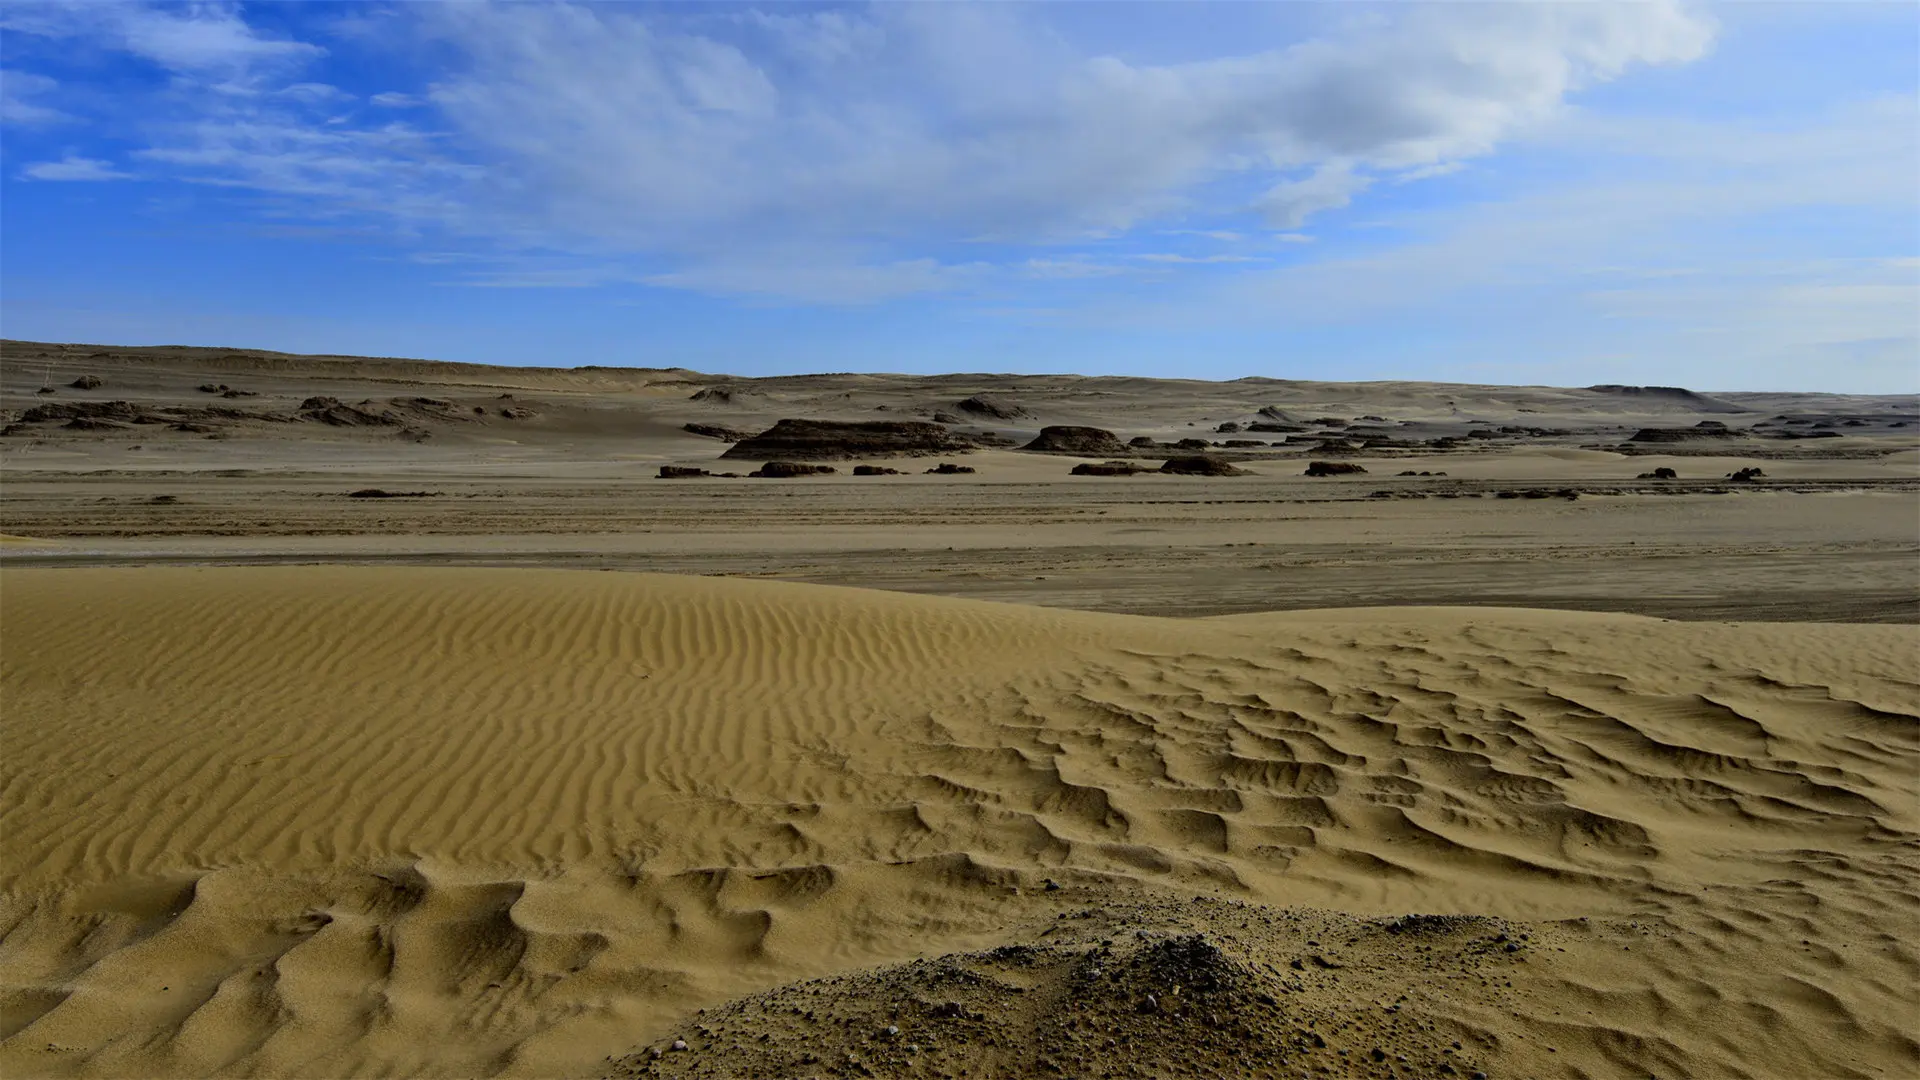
left=2, top=568, right=1915, bottom=1078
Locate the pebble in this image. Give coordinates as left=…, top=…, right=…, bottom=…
left=884, top=1025, right=899, bottom=1037
left=670, top=1039, right=687, bottom=1052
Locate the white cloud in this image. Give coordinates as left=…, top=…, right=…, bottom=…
left=20, top=155, right=133, bottom=181
left=0, top=1, right=1719, bottom=300
left=3, top=2, right=322, bottom=81
left=1134, top=253, right=1261, bottom=264
left=1, top=70, right=70, bottom=125
left=1257, top=162, right=1371, bottom=228
left=370, top=91, right=422, bottom=108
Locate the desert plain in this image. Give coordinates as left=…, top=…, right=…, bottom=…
left=1, top=339, right=1916, bottom=1079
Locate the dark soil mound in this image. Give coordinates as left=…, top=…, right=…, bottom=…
left=1020, top=425, right=1129, bottom=456
left=925, top=462, right=976, bottom=474
left=724, top=419, right=971, bottom=460
left=1727, top=467, right=1765, bottom=482
left=1173, top=437, right=1212, bottom=450
left=658, top=466, right=712, bottom=479
left=1215, top=421, right=1241, bottom=433
left=1071, top=461, right=1148, bottom=476
left=1161, top=455, right=1245, bottom=476
left=1304, top=461, right=1368, bottom=477
left=956, top=394, right=1030, bottom=420
left=853, top=465, right=901, bottom=476
left=68, top=375, right=104, bottom=390
left=682, top=423, right=752, bottom=442
left=1127, top=436, right=1157, bottom=447
left=751, top=461, right=837, bottom=478
left=1638, top=467, right=1678, bottom=480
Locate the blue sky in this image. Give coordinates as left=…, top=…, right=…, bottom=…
left=2, top=2, right=1914, bottom=391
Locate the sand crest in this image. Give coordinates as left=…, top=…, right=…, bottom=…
left=1, top=568, right=1916, bottom=1078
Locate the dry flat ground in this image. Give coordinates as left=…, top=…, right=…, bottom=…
left=1, top=341, right=1917, bottom=1079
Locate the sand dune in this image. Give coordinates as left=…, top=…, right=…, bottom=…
left=2, top=568, right=1915, bottom=1078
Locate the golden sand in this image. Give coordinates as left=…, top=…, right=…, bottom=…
left=2, top=567, right=1915, bottom=1077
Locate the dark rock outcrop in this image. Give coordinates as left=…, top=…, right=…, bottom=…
left=1173, top=438, right=1212, bottom=451
left=1629, top=425, right=1735, bottom=442
left=1161, top=455, right=1245, bottom=476
left=1638, top=467, right=1679, bottom=479
left=853, top=465, right=902, bottom=476
left=751, top=461, right=837, bottom=478
left=1304, top=461, right=1368, bottom=477
left=1221, top=439, right=1267, bottom=447
left=683, top=422, right=753, bottom=442
left=1246, top=422, right=1305, bottom=433
left=689, top=386, right=742, bottom=404
left=1071, top=461, right=1148, bottom=476
left=658, top=466, right=712, bottom=479
left=1727, top=467, right=1765, bottom=482
left=69, top=375, right=104, bottom=389
left=957, top=394, right=1030, bottom=420
left=1215, top=421, right=1241, bottom=434
left=925, top=462, right=976, bottom=474
left=724, top=419, right=972, bottom=460
left=1020, top=426, right=1130, bottom=456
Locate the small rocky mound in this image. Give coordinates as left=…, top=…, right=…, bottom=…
left=604, top=902, right=1511, bottom=1080
left=751, top=461, right=836, bottom=478
left=929, top=411, right=964, bottom=425
left=1727, top=467, right=1765, bottom=482
left=925, top=462, right=976, bottom=475
left=956, top=394, right=1030, bottom=420
left=688, top=387, right=742, bottom=404
left=682, top=423, right=753, bottom=442
left=68, top=375, right=104, bottom=390
left=1639, top=467, right=1679, bottom=480
left=1173, top=437, right=1212, bottom=450
left=1160, top=455, right=1245, bottom=476
left=723, top=419, right=971, bottom=460
left=853, top=465, right=901, bottom=476
left=1256, top=405, right=1297, bottom=422
left=1127, top=436, right=1157, bottom=447
left=658, top=466, right=712, bottom=479
left=1305, top=461, right=1368, bottom=477
left=1221, top=439, right=1267, bottom=447
left=1247, top=421, right=1305, bottom=433
left=1020, top=425, right=1129, bottom=456
left=1071, top=461, right=1149, bottom=476
left=1397, top=470, right=1447, bottom=477
left=1215, top=421, right=1241, bottom=433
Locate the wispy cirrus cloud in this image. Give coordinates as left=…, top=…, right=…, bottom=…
left=0, top=0, right=1719, bottom=302
left=20, top=154, right=132, bottom=181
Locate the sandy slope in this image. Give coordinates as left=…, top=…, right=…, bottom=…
left=1, top=567, right=1915, bottom=1078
